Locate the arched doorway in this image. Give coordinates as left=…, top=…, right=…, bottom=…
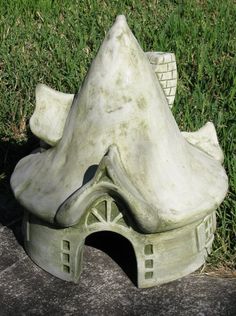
left=85, top=231, right=137, bottom=285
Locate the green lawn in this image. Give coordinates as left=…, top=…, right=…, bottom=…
left=0, top=0, right=235, bottom=270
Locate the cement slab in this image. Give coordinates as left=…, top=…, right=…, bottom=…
left=0, top=226, right=235, bottom=316
left=0, top=224, right=25, bottom=272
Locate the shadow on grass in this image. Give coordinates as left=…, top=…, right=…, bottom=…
left=0, top=131, right=39, bottom=246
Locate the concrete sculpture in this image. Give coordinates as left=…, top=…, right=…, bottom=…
left=11, top=15, right=228, bottom=288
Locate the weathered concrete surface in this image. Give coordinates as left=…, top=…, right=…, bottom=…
left=0, top=222, right=235, bottom=316
left=0, top=225, right=25, bottom=272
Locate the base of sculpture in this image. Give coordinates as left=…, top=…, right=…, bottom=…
left=22, top=197, right=216, bottom=288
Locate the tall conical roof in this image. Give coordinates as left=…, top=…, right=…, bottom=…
left=11, top=16, right=228, bottom=232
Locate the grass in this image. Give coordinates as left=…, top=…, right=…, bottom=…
left=0, top=0, right=235, bottom=270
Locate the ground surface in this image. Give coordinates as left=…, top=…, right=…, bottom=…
left=0, top=217, right=235, bottom=316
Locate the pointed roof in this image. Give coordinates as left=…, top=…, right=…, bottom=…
left=11, top=15, right=228, bottom=233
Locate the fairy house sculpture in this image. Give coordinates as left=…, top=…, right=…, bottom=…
left=11, top=16, right=228, bottom=288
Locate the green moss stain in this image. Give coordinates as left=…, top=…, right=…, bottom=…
left=122, top=96, right=132, bottom=103
left=137, top=96, right=147, bottom=110
left=115, top=74, right=123, bottom=86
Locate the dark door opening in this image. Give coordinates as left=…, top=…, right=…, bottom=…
left=85, top=231, right=137, bottom=285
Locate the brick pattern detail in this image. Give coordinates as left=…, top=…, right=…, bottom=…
left=146, top=52, right=177, bottom=108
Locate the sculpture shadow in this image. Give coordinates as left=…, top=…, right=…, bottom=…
left=85, top=231, right=137, bottom=286
left=82, top=164, right=98, bottom=185
left=0, top=132, right=39, bottom=246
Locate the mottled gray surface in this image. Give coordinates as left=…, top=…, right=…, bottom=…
left=0, top=221, right=236, bottom=316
